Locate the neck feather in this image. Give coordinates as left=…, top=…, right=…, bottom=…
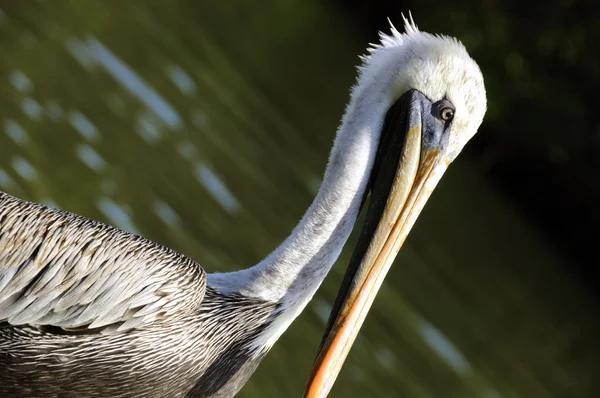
left=206, top=74, right=397, bottom=350
left=207, top=76, right=397, bottom=310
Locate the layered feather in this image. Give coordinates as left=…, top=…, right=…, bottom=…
left=0, top=192, right=206, bottom=334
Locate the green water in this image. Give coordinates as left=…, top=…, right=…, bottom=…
left=0, top=2, right=597, bottom=397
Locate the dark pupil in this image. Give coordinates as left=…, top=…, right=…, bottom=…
left=442, top=108, right=452, bottom=120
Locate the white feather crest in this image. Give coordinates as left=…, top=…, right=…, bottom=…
left=358, top=13, right=420, bottom=73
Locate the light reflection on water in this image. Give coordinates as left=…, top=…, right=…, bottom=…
left=311, top=297, right=332, bottom=325
left=9, top=70, right=32, bottom=93
left=194, top=163, right=240, bottom=214
left=5, top=120, right=28, bottom=146
left=76, top=144, right=107, bottom=173
left=0, top=169, right=16, bottom=189
left=97, top=197, right=140, bottom=236
left=66, top=37, right=98, bottom=71
left=11, top=156, right=37, bottom=182
left=418, top=320, right=471, bottom=375
left=68, top=110, right=100, bottom=142
left=88, top=37, right=182, bottom=129
left=153, top=199, right=182, bottom=226
left=135, top=111, right=163, bottom=144
left=21, top=97, right=43, bottom=120
left=167, top=64, right=197, bottom=97
left=0, top=3, right=597, bottom=398
left=46, top=101, right=64, bottom=121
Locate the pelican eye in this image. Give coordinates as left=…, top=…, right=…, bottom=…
left=441, top=107, right=454, bottom=121
left=433, top=100, right=455, bottom=123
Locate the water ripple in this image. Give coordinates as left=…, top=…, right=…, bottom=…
left=194, top=163, right=240, bottom=214
left=11, top=156, right=37, bottom=181
left=153, top=199, right=182, bottom=226
left=0, top=168, right=16, bottom=189
left=69, top=110, right=100, bottom=142
left=21, top=97, right=43, bottom=121
left=88, top=38, right=182, bottom=129
left=76, top=144, right=107, bottom=173
left=9, top=70, right=32, bottom=93
left=167, top=64, right=197, bottom=96
left=418, top=320, right=472, bottom=374
left=4, top=120, right=28, bottom=146
left=46, top=101, right=64, bottom=121
left=97, top=197, right=140, bottom=235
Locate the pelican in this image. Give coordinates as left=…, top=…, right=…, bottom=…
left=0, top=18, right=486, bottom=398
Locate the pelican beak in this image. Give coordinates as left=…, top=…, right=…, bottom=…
left=304, top=89, right=454, bottom=398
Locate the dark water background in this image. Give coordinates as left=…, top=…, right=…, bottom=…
left=0, top=1, right=597, bottom=397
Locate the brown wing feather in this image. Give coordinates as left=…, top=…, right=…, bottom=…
left=0, top=192, right=206, bottom=334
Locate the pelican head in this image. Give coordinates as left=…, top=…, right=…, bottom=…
left=305, top=17, right=486, bottom=397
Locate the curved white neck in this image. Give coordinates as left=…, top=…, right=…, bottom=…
left=207, top=69, right=397, bottom=310
left=206, top=69, right=397, bottom=349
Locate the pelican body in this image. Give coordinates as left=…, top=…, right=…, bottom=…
left=0, top=18, right=486, bottom=398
